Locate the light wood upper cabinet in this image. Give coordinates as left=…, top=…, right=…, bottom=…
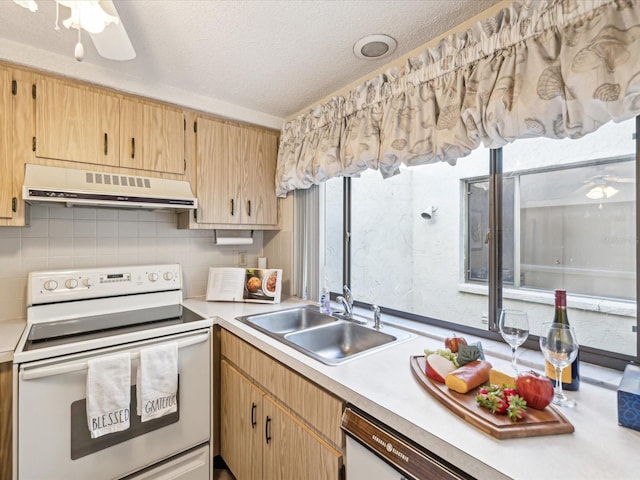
left=241, top=127, right=279, bottom=225
left=0, top=67, right=13, bottom=219
left=35, top=76, right=120, bottom=166
left=196, top=117, right=235, bottom=224
left=120, top=98, right=185, bottom=174
left=194, top=116, right=279, bottom=227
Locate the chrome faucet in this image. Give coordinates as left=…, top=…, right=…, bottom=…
left=336, top=285, right=353, bottom=319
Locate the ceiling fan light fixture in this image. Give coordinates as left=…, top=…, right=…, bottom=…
left=59, top=0, right=119, bottom=34
left=353, top=34, right=397, bottom=60
left=12, top=0, right=38, bottom=12
left=586, top=185, right=619, bottom=200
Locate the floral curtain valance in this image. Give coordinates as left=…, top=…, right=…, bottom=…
left=275, top=0, right=640, bottom=197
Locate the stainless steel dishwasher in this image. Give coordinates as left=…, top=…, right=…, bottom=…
left=342, top=405, right=474, bottom=480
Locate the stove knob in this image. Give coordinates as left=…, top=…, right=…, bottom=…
left=148, top=273, right=159, bottom=282
left=65, top=279, right=78, bottom=289
left=163, top=272, right=174, bottom=281
left=83, top=278, right=93, bottom=287
left=43, top=280, right=58, bottom=291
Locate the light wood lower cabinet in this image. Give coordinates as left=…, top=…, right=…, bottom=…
left=0, top=362, right=12, bottom=480
left=220, top=331, right=344, bottom=480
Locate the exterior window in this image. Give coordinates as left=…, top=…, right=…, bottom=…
left=324, top=117, right=638, bottom=367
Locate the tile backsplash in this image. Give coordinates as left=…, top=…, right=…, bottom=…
left=0, top=205, right=263, bottom=321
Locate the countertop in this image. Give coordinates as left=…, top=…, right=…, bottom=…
left=0, top=318, right=26, bottom=363
left=184, top=297, right=640, bottom=480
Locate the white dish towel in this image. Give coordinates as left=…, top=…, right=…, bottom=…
left=136, top=342, right=178, bottom=422
left=86, top=352, right=131, bottom=439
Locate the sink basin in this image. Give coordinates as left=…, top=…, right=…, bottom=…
left=238, top=307, right=338, bottom=334
left=236, top=306, right=414, bottom=365
left=284, top=322, right=399, bottom=364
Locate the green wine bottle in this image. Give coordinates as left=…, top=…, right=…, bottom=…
left=544, top=289, right=580, bottom=390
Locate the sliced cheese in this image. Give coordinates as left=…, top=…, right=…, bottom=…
left=489, top=368, right=516, bottom=387
left=445, top=360, right=492, bottom=394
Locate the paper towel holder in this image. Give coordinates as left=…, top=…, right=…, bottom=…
left=214, top=229, right=254, bottom=246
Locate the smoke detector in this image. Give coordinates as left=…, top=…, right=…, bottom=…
left=353, top=34, right=397, bottom=60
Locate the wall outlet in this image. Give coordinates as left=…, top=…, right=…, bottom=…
left=238, top=251, right=247, bottom=266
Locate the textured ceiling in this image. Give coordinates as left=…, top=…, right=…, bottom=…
left=0, top=0, right=500, bottom=125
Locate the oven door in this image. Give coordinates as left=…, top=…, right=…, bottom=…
left=16, top=329, right=211, bottom=480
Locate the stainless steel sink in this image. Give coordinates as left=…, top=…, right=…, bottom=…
left=236, top=306, right=413, bottom=365
left=240, top=307, right=338, bottom=334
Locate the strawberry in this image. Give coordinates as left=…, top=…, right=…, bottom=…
left=503, top=387, right=518, bottom=400
left=475, top=384, right=527, bottom=422
left=493, top=398, right=509, bottom=415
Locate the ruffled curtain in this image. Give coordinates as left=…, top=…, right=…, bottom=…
left=275, top=0, right=640, bottom=197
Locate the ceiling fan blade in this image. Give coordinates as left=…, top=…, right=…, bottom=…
left=89, top=0, right=135, bottom=60
left=605, top=175, right=635, bottom=184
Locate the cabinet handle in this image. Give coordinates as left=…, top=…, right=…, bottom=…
left=104, top=133, right=108, bottom=155
left=131, top=138, right=135, bottom=159
left=230, top=199, right=234, bottom=216
left=12, top=197, right=17, bottom=213
left=246, top=200, right=251, bottom=217
left=251, top=402, right=257, bottom=429
left=265, top=416, right=271, bottom=444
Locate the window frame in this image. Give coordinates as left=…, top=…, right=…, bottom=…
left=328, top=117, right=640, bottom=371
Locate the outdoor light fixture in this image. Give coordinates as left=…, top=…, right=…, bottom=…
left=421, top=205, right=438, bottom=220
left=586, top=185, right=619, bottom=200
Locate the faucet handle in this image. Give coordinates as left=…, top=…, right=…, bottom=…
left=371, top=304, right=381, bottom=330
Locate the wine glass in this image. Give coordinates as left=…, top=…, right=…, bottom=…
left=539, top=322, right=579, bottom=407
left=499, top=309, right=529, bottom=374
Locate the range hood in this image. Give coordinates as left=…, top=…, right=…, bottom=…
left=23, top=164, right=197, bottom=210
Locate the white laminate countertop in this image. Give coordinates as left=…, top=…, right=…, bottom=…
left=184, top=297, right=640, bottom=480
left=0, top=318, right=26, bottom=363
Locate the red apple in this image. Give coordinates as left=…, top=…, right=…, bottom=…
left=516, top=370, right=554, bottom=410
left=425, top=354, right=457, bottom=383
left=444, top=335, right=467, bottom=353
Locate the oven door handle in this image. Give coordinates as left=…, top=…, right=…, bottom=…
left=21, top=332, right=209, bottom=381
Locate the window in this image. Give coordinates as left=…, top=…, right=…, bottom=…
left=324, top=117, right=638, bottom=367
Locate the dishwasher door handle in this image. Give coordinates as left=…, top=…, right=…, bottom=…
left=21, top=332, right=209, bottom=381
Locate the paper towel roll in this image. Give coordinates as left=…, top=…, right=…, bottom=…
left=215, top=236, right=254, bottom=245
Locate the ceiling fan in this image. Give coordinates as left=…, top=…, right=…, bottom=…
left=581, top=172, right=635, bottom=201
left=12, top=0, right=135, bottom=62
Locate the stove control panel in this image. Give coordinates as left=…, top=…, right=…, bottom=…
left=27, top=264, right=183, bottom=306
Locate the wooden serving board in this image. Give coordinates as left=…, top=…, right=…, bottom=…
left=410, top=356, right=574, bottom=439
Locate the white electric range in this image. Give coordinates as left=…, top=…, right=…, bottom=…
left=12, top=264, right=213, bottom=480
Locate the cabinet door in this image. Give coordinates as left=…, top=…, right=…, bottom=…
left=35, top=76, right=119, bottom=166
left=240, top=128, right=278, bottom=225
left=220, top=361, right=263, bottom=480
left=196, top=117, right=235, bottom=224
left=263, top=396, right=341, bottom=480
left=120, top=98, right=185, bottom=175
left=0, top=68, right=13, bottom=219
left=0, top=362, right=12, bottom=480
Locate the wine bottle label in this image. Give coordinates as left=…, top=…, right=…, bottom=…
left=545, top=360, right=572, bottom=382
